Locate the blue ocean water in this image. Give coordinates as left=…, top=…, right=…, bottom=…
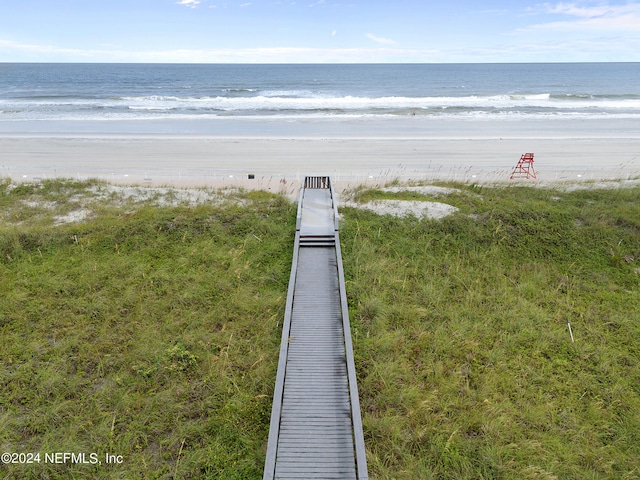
left=1, top=63, right=639, bottom=123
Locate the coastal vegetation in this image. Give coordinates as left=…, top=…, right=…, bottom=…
left=1, top=178, right=639, bottom=479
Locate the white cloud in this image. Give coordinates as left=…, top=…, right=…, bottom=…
left=524, top=1, right=640, bottom=31
left=177, top=0, right=201, bottom=8
left=240, top=2, right=252, bottom=7
left=0, top=39, right=94, bottom=58
left=331, top=29, right=337, bottom=36
left=309, top=0, right=326, bottom=7
left=0, top=39, right=439, bottom=63
left=366, top=33, right=397, bottom=45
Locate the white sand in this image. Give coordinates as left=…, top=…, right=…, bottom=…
left=2, top=136, right=639, bottom=193
left=3, top=131, right=638, bottom=221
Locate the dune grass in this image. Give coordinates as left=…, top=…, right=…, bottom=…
left=342, top=181, right=640, bottom=479
left=1, top=178, right=639, bottom=479
left=0, top=179, right=295, bottom=479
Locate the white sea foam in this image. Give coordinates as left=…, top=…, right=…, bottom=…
left=111, top=92, right=640, bottom=114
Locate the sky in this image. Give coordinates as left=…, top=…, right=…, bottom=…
left=1, top=0, right=639, bottom=63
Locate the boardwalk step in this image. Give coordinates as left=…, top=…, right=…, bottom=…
left=299, top=235, right=336, bottom=247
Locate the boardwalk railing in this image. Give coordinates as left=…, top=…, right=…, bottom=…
left=263, top=176, right=368, bottom=480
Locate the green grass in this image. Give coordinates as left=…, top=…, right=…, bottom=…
left=1, top=178, right=639, bottom=479
left=342, top=182, right=640, bottom=479
left=0, top=179, right=295, bottom=479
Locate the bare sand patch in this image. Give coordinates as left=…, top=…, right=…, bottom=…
left=340, top=185, right=460, bottom=219
left=87, top=184, right=244, bottom=207
left=342, top=199, right=458, bottom=219
left=54, top=209, right=92, bottom=225
left=379, top=186, right=461, bottom=196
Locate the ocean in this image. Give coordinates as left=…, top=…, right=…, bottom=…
left=1, top=63, right=639, bottom=135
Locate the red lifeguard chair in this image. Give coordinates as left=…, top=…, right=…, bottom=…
left=510, top=153, right=536, bottom=179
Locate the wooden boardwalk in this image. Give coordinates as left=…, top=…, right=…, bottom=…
left=263, top=176, right=368, bottom=480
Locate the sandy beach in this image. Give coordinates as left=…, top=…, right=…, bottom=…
left=2, top=115, right=640, bottom=192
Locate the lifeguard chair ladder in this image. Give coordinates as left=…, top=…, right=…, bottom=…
left=510, top=153, right=537, bottom=179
